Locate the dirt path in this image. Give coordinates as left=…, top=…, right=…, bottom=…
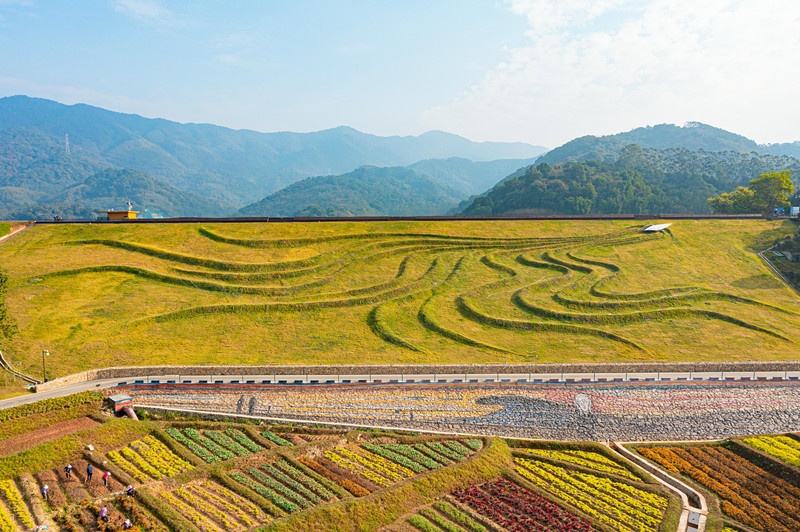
left=0, top=416, right=100, bottom=456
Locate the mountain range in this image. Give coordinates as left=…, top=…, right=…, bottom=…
left=2, top=96, right=799, bottom=219
left=0, top=95, right=545, bottom=217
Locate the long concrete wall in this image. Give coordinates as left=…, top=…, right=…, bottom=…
left=35, top=361, right=800, bottom=392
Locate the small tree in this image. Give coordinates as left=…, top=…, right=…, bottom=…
left=749, top=170, right=793, bottom=212
left=708, top=170, right=793, bottom=214
left=708, top=187, right=756, bottom=214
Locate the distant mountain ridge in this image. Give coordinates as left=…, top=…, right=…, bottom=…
left=537, top=122, right=794, bottom=165
left=0, top=95, right=547, bottom=208
left=238, top=157, right=536, bottom=217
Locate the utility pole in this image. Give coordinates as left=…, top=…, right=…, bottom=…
left=42, top=350, right=49, bottom=382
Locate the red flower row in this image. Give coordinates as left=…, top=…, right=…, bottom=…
left=452, top=478, right=595, bottom=532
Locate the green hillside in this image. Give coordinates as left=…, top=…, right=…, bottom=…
left=0, top=219, right=796, bottom=378
left=460, top=146, right=800, bottom=216
left=239, top=166, right=464, bottom=217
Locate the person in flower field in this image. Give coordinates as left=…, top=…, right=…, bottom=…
left=40, top=484, right=48, bottom=501
left=64, top=464, right=73, bottom=479
left=126, top=485, right=136, bottom=497
left=99, top=505, right=109, bottom=523
left=86, top=463, right=93, bottom=482
left=102, top=470, right=111, bottom=487
left=123, top=518, right=133, bottom=530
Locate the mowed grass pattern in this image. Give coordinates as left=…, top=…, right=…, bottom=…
left=1, top=219, right=797, bottom=376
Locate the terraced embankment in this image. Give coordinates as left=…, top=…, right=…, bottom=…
left=0, top=219, right=796, bottom=376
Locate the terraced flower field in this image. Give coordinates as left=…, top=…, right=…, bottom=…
left=1, top=219, right=796, bottom=376
left=514, top=456, right=668, bottom=531
left=638, top=444, right=800, bottom=531
left=0, top=390, right=689, bottom=532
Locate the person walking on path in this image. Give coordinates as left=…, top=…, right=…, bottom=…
left=64, top=464, right=72, bottom=479
left=40, top=485, right=48, bottom=501
left=86, top=463, right=93, bottom=483
left=102, top=470, right=111, bottom=487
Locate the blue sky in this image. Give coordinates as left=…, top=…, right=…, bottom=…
left=1, top=1, right=799, bottom=147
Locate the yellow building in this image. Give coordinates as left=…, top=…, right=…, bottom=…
left=96, top=209, right=140, bottom=220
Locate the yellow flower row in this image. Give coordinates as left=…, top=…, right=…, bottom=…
left=515, top=458, right=662, bottom=532
left=0, top=480, right=35, bottom=528
left=199, top=480, right=262, bottom=519
left=324, top=450, right=392, bottom=487
left=744, top=436, right=800, bottom=468
left=337, top=447, right=413, bottom=482
left=514, top=464, right=626, bottom=532
left=0, top=505, right=13, bottom=532
left=108, top=450, right=152, bottom=483
left=174, top=486, right=238, bottom=530
left=139, top=435, right=194, bottom=476
left=161, top=491, right=218, bottom=532
left=527, top=458, right=663, bottom=526
left=526, top=449, right=639, bottom=481
left=188, top=482, right=257, bottom=526
left=121, top=447, right=164, bottom=480
left=575, top=472, right=666, bottom=517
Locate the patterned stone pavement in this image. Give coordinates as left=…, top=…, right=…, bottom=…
left=124, top=381, right=800, bottom=441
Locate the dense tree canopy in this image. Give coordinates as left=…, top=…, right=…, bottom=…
left=460, top=145, right=800, bottom=216
left=708, top=170, right=793, bottom=214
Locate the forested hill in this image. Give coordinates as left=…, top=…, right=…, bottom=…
left=237, top=157, right=535, bottom=217
left=537, top=122, right=792, bottom=165
left=239, top=167, right=462, bottom=217
left=460, top=145, right=800, bottom=216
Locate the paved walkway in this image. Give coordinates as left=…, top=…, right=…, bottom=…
left=0, top=377, right=123, bottom=410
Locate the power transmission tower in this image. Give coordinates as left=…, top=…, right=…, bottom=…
left=65, top=134, right=70, bottom=156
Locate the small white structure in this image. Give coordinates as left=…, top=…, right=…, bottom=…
left=643, top=223, right=672, bottom=233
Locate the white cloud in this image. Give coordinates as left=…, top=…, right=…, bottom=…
left=112, top=0, right=176, bottom=27
left=422, top=0, right=800, bottom=147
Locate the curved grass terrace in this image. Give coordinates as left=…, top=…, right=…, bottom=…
left=0, top=218, right=797, bottom=378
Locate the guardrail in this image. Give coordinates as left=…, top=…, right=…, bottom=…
left=93, top=369, right=800, bottom=390
left=0, top=350, right=41, bottom=385
left=33, top=362, right=800, bottom=392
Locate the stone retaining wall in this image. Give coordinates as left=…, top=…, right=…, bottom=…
left=35, top=360, right=800, bottom=392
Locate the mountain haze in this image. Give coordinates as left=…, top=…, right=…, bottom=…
left=0, top=96, right=547, bottom=208
left=238, top=157, right=535, bottom=217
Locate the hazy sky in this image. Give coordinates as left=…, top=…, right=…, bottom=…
left=1, top=0, right=798, bottom=147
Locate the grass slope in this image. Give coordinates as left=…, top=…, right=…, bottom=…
left=0, top=219, right=796, bottom=378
